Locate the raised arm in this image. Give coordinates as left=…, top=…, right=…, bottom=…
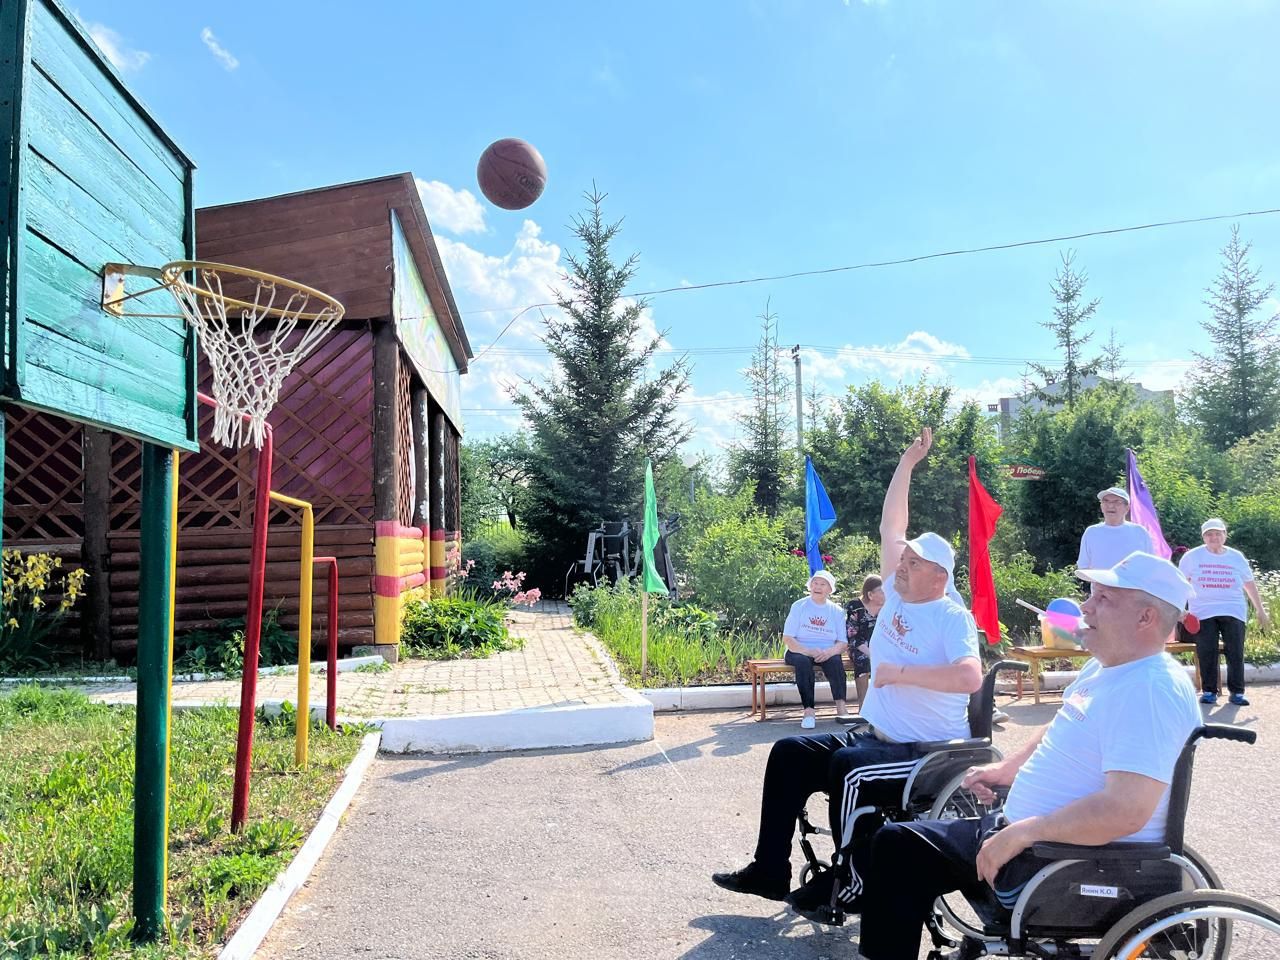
left=879, top=427, right=933, bottom=579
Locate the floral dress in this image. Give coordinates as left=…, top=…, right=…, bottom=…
left=844, top=599, right=877, bottom=678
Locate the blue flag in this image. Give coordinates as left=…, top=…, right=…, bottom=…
left=804, top=456, right=837, bottom=576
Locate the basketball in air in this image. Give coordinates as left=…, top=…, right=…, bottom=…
left=476, top=138, right=547, bottom=210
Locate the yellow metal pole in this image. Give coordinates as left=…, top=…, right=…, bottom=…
left=268, top=492, right=315, bottom=767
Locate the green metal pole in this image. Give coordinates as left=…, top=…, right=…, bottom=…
left=133, top=442, right=174, bottom=942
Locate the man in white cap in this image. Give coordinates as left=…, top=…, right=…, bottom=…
left=1077, top=486, right=1153, bottom=570
left=1179, top=518, right=1272, bottom=706
left=853, top=551, right=1200, bottom=960
left=713, top=428, right=982, bottom=919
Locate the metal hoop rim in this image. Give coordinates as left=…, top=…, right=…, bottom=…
left=159, top=260, right=346, bottom=322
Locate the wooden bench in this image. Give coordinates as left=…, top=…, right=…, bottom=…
left=1008, top=642, right=1203, bottom=704
left=746, top=658, right=858, bottom=721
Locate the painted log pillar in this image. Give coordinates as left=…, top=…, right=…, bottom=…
left=429, top=405, right=446, bottom=596
left=371, top=322, right=402, bottom=652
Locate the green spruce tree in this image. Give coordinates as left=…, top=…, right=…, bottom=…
left=513, top=189, right=691, bottom=586
left=727, top=303, right=795, bottom=514
left=1028, top=251, right=1101, bottom=410
left=1187, top=225, right=1280, bottom=448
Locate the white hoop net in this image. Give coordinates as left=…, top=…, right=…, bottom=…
left=162, top=263, right=345, bottom=449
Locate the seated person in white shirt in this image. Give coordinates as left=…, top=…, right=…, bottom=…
left=782, top=569, right=850, bottom=730
left=712, top=428, right=982, bottom=918
left=1077, top=486, right=1154, bottom=570
left=854, top=552, right=1200, bottom=960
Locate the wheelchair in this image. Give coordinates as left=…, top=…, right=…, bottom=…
left=922, top=723, right=1280, bottom=959
left=794, top=660, right=1030, bottom=912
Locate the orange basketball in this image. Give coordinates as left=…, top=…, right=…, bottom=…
left=476, top=138, right=547, bottom=210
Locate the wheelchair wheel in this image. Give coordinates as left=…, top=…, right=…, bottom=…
left=926, top=770, right=1009, bottom=946
left=1093, top=889, right=1280, bottom=960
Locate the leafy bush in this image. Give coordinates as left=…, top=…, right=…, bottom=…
left=400, top=589, right=523, bottom=660
left=1218, top=495, right=1280, bottom=571
left=823, top=533, right=881, bottom=587
left=1245, top=570, right=1280, bottom=666
left=462, top=524, right=528, bottom=598
left=174, top=608, right=296, bottom=676
left=0, top=549, right=88, bottom=672
left=569, top=579, right=773, bottom=686
left=684, top=513, right=809, bottom=635
left=990, top=552, right=1081, bottom=643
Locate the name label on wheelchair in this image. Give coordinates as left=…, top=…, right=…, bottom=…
left=1079, top=884, right=1119, bottom=899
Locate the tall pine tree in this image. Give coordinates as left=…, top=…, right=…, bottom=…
left=513, top=189, right=691, bottom=585
left=727, top=303, right=794, bottom=514
left=1187, top=225, right=1280, bottom=448
left=1028, top=251, right=1101, bottom=410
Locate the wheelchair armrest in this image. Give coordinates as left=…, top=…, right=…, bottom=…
left=912, top=736, right=992, bottom=756
left=1030, top=841, right=1171, bottom=862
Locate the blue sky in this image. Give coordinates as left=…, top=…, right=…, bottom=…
left=75, top=0, right=1280, bottom=453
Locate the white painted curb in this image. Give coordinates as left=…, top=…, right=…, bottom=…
left=217, top=730, right=382, bottom=960
left=379, top=686, right=653, bottom=754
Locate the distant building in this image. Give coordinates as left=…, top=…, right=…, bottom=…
left=994, top=375, right=1174, bottom=420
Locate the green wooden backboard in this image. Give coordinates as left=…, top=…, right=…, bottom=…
left=0, top=0, right=198, bottom=451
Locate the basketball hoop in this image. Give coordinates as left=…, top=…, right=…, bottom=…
left=157, top=261, right=345, bottom=449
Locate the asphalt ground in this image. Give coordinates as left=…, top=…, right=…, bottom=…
left=257, top=689, right=1280, bottom=960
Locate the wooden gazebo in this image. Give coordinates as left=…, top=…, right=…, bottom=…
left=2, top=173, right=471, bottom=659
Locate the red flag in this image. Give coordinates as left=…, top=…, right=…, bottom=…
left=968, top=455, right=1003, bottom=645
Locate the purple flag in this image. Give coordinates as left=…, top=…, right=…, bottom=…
left=1126, top=448, right=1171, bottom=559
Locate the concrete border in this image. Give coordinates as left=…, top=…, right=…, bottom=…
left=379, top=686, right=653, bottom=754
left=0, top=655, right=387, bottom=687
left=217, top=730, right=382, bottom=960
left=640, top=663, right=1280, bottom=712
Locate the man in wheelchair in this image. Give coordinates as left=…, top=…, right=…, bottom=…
left=855, top=550, right=1201, bottom=960
left=713, top=428, right=985, bottom=914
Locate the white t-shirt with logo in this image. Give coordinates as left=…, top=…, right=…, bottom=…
left=1179, top=546, right=1254, bottom=622
left=1004, top=653, right=1200, bottom=843
left=859, top=576, right=980, bottom=743
left=783, top=597, right=847, bottom=652
left=1077, top=521, right=1154, bottom=571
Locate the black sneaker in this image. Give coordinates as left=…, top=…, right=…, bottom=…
left=711, top=862, right=790, bottom=901
left=785, top=869, right=850, bottom=926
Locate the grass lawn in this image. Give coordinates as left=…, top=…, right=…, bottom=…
left=0, top=686, right=366, bottom=958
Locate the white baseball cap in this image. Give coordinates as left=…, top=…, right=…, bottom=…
left=1201, top=518, right=1227, bottom=534
left=1076, top=551, right=1195, bottom=611
left=897, top=532, right=955, bottom=574
left=1097, top=486, right=1130, bottom=503
left=809, top=569, right=837, bottom=591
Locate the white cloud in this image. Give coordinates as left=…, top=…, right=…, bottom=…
left=85, top=21, right=150, bottom=72
left=200, top=27, right=239, bottom=71
left=800, top=330, right=971, bottom=385
left=416, top=179, right=487, bottom=236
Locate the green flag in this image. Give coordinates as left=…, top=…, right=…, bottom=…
left=641, top=459, right=666, bottom=595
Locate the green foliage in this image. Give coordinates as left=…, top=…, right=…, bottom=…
left=512, top=189, right=692, bottom=590
left=399, top=590, right=523, bottom=660
left=1186, top=225, right=1280, bottom=448
left=683, top=512, right=809, bottom=635
left=569, top=579, right=772, bottom=686
left=462, top=524, right=529, bottom=598
left=460, top=434, right=536, bottom=537
left=1026, top=250, right=1102, bottom=410
left=0, top=686, right=362, bottom=957
left=1, top=549, right=88, bottom=672
left=1218, top=495, right=1280, bottom=571
left=807, top=378, right=1001, bottom=542
left=174, top=608, right=296, bottom=677
left=824, top=533, right=881, bottom=587
left=1245, top=571, right=1280, bottom=665
left=989, top=552, right=1082, bottom=643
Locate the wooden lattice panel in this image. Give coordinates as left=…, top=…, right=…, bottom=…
left=444, top=424, right=460, bottom=532
left=3, top=408, right=84, bottom=540
left=110, top=325, right=376, bottom=531
left=395, top=357, right=415, bottom=527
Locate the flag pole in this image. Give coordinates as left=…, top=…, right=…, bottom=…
left=641, top=589, right=649, bottom=676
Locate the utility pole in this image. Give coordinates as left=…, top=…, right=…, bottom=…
left=792, top=345, right=804, bottom=451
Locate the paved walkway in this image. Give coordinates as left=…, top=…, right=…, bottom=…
left=78, top=602, right=630, bottom=719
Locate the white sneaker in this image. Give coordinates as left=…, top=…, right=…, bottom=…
left=992, top=708, right=1011, bottom=725
left=800, top=715, right=816, bottom=730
